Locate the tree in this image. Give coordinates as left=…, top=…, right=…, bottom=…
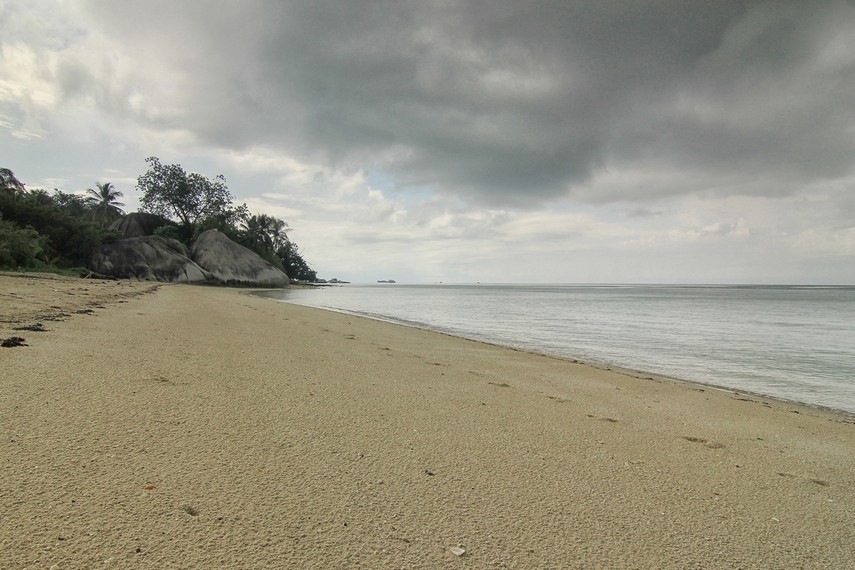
left=276, top=240, right=316, bottom=282
left=27, top=189, right=54, bottom=206
left=0, top=168, right=26, bottom=198
left=0, top=216, right=46, bottom=268
left=0, top=185, right=113, bottom=268
left=241, top=214, right=289, bottom=253
left=52, top=190, right=90, bottom=218
left=85, top=182, right=125, bottom=226
left=268, top=217, right=289, bottom=250
left=137, top=157, right=242, bottom=235
left=192, top=203, right=249, bottom=243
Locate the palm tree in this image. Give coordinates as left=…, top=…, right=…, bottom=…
left=242, top=215, right=271, bottom=251
left=268, top=216, right=289, bottom=250
left=242, top=214, right=289, bottom=253
left=85, top=182, right=125, bottom=226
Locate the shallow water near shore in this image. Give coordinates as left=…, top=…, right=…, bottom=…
left=258, top=283, right=855, bottom=414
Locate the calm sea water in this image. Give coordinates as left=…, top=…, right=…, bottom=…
left=257, top=284, right=855, bottom=414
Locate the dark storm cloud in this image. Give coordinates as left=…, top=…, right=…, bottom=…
left=81, top=0, right=855, bottom=205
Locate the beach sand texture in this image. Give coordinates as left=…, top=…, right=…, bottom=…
left=1, top=274, right=853, bottom=568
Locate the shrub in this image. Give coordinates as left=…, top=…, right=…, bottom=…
left=0, top=217, right=46, bottom=268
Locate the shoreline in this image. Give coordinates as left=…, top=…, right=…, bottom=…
left=2, top=275, right=854, bottom=567
left=254, top=290, right=855, bottom=420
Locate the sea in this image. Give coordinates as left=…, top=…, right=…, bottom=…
left=256, top=283, right=855, bottom=414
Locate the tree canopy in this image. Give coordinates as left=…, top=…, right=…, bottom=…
left=0, top=171, right=119, bottom=269
left=234, top=213, right=315, bottom=281
left=137, top=157, right=245, bottom=230
left=0, top=168, right=26, bottom=197
left=242, top=214, right=289, bottom=253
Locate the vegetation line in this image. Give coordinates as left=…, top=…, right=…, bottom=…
left=0, top=160, right=316, bottom=281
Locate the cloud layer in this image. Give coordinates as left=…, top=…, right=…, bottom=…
left=64, top=1, right=855, bottom=202
left=1, top=1, right=854, bottom=282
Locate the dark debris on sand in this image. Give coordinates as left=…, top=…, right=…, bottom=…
left=12, top=323, right=48, bottom=332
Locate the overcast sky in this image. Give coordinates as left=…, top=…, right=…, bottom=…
left=2, top=1, right=854, bottom=283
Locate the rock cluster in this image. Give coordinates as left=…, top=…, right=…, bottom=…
left=90, top=224, right=289, bottom=287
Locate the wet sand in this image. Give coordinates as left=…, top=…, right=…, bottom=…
left=1, top=273, right=853, bottom=568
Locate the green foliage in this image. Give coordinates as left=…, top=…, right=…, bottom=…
left=0, top=168, right=26, bottom=198
left=240, top=214, right=289, bottom=253
left=85, top=182, right=125, bottom=226
left=52, top=190, right=90, bottom=217
left=0, top=180, right=113, bottom=268
left=153, top=223, right=183, bottom=241
left=230, top=212, right=316, bottom=280
left=192, top=210, right=247, bottom=244
left=97, top=228, right=124, bottom=244
left=0, top=216, right=46, bottom=268
left=276, top=241, right=317, bottom=282
left=26, top=189, right=55, bottom=206
left=137, top=157, right=245, bottom=236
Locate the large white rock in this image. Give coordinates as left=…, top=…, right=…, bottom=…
left=91, top=236, right=213, bottom=283
left=191, top=229, right=290, bottom=288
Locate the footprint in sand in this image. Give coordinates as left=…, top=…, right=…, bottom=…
left=682, top=436, right=725, bottom=449
left=776, top=472, right=830, bottom=486
left=181, top=505, right=199, bottom=516
left=547, top=395, right=572, bottom=404
left=143, top=375, right=178, bottom=386
left=587, top=414, right=619, bottom=423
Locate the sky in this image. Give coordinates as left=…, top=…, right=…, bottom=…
left=2, top=0, right=854, bottom=284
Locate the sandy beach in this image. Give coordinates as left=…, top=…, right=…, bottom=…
left=1, top=273, right=853, bottom=569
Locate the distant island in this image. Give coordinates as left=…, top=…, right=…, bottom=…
left=377, top=279, right=396, bottom=283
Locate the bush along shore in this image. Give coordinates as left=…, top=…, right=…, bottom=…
left=1, top=160, right=317, bottom=284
